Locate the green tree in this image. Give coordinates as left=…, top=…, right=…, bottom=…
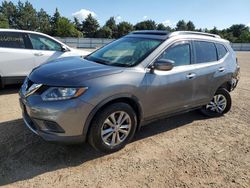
left=104, top=17, right=118, bottom=38
left=0, top=0, right=17, bottom=28
left=96, top=26, right=112, bottom=38
left=37, top=8, right=51, bottom=34
left=187, top=21, right=195, bottom=31
left=227, top=24, right=248, bottom=38
left=0, top=13, right=9, bottom=28
left=50, top=8, right=61, bottom=35
left=157, top=23, right=167, bottom=30
left=210, top=26, right=219, bottom=35
left=134, top=20, right=157, bottom=30
left=55, top=17, right=82, bottom=37
left=73, top=17, right=82, bottom=31
left=176, top=20, right=187, bottom=31
left=117, top=21, right=134, bottom=37
left=82, top=14, right=99, bottom=37
left=16, top=1, right=38, bottom=30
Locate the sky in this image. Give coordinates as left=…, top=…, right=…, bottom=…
left=2, top=0, right=250, bottom=29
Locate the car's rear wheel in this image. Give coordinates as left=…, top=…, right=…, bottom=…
left=200, top=88, right=231, bottom=117
left=88, top=102, right=137, bottom=153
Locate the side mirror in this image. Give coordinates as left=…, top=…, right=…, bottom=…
left=153, top=59, right=174, bottom=71
left=61, top=45, right=69, bottom=52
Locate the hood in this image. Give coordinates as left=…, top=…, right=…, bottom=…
left=29, top=57, right=124, bottom=86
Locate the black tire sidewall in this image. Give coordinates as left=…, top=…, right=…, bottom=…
left=201, top=88, right=232, bottom=117
left=89, top=102, right=137, bottom=153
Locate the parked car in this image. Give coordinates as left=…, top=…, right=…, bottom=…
left=0, top=29, right=90, bottom=88
left=19, top=31, right=240, bottom=153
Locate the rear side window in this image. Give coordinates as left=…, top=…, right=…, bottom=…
left=194, top=41, right=217, bottom=63
left=0, top=32, right=25, bottom=49
left=160, top=43, right=191, bottom=66
left=216, top=43, right=228, bottom=59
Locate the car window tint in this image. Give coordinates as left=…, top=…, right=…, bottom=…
left=0, top=32, right=25, bottom=49
left=160, top=43, right=191, bottom=66
left=216, top=43, right=228, bottom=59
left=29, top=34, right=62, bottom=51
left=194, top=41, right=217, bottom=63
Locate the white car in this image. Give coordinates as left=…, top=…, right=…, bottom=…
left=0, top=29, right=90, bottom=88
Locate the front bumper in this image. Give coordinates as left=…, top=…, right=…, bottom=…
left=19, top=93, right=94, bottom=143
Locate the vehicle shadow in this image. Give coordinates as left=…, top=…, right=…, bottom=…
left=0, top=84, right=21, bottom=95
left=0, top=111, right=208, bottom=185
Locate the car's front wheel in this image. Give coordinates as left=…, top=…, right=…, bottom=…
left=200, top=88, right=232, bottom=117
left=88, top=102, right=137, bottom=153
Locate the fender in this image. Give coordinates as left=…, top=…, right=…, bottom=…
left=81, top=93, right=143, bottom=142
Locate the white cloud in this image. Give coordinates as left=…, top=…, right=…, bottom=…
left=162, top=20, right=175, bottom=27
left=247, top=23, right=250, bottom=27
left=72, top=9, right=97, bottom=21
left=143, top=16, right=148, bottom=20
left=116, top=16, right=122, bottom=20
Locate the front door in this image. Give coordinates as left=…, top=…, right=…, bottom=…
left=28, top=33, right=64, bottom=67
left=143, top=41, right=196, bottom=119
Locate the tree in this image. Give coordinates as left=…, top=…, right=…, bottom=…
left=81, top=14, right=99, bottom=37
left=187, top=21, right=195, bottom=31
left=134, top=20, right=157, bottom=30
left=104, top=16, right=118, bottom=38
left=0, top=13, right=9, bottom=28
left=54, top=17, right=82, bottom=37
left=210, top=26, right=219, bottom=35
left=176, top=20, right=187, bottom=31
left=117, top=21, right=134, bottom=37
left=96, top=26, right=112, bottom=38
left=37, top=8, right=51, bottom=34
left=157, top=23, right=167, bottom=30
left=0, top=0, right=17, bottom=28
left=227, top=24, right=248, bottom=38
left=50, top=8, right=61, bottom=35
left=73, top=17, right=81, bottom=31
left=15, top=1, right=38, bottom=30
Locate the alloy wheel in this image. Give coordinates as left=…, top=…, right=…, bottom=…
left=206, top=94, right=227, bottom=113
left=101, top=111, right=132, bottom=146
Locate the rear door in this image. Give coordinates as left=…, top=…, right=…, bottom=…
left=190, top=40, right=226, bottom=105
left=0, top=32, right=35, bottom=77
left=28, top=33, right=64, bottom=67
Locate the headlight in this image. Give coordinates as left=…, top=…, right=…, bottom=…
left=41, top=87, right=88, bottom=101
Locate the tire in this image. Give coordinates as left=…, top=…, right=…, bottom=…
left=88, top=102, right=137, bottom=153
left=200, top=88, right=232, bottom=117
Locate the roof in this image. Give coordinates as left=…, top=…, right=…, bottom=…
left=128, top=30, right=225, bottom=42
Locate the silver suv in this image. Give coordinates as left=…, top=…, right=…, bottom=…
left=19, top=31, right=240, bottom=153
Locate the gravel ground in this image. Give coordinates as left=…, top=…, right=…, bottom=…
left=0, top=52, right=249, bottom=188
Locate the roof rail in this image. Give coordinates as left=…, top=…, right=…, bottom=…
left=169, top=31, right=221, bottom=39
left=130, top=30, right=169, bottom=36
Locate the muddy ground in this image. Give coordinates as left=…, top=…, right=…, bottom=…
left=0, top=52, right=249, bottom=188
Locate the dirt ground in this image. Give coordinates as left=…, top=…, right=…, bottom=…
left=0, top=52, right=249, bottom=188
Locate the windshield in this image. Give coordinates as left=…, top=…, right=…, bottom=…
left=85, top=37, right=162, bottom=67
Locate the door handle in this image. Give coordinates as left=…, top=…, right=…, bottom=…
left=186, top=73, right=196, bottom=79
left=34, top=52, right=44, bottom=56
left=218, top=67, right=225, bottom=72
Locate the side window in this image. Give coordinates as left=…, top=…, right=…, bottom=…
left=0, top=32, right=25, bottom=49
left=216, top=43, right=228, bottom=59
left=160, top=43, right=191, bottom=66
left=194, top=41, right=217, bottom=63
left=29, top=34, right=62, bottom=51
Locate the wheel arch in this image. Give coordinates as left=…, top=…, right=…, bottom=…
left=82, top=94, right=143, bottom=142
